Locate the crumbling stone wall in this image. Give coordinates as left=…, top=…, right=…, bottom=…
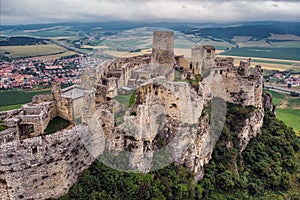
left=0, top=125, right=95, bottom=200
left=207, top=58, right=263, bottom=108
left=0, top=31, right=267, bottom=199
left=55, top=96, right=73, bottom=122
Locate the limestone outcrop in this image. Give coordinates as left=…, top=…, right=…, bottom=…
left=238, top=108, right=264, bottom=152
left=0, top=31, right=267, bottom=200
left=262, top=92, right=276, bottom=114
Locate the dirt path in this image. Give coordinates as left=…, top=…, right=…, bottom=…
left=277, top=98, right=289, bottom=109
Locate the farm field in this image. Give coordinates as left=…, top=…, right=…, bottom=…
left=287, top=97, right=300, bottom=109
left=81, top=45, right=108, bottom=49
left=237, top=40, right=273, bottom=48
left=28, top=51, right=78, bottom=61
left=0, top=104, right=23, bottom=112
left=100, top=38, right=150, bottom=50
left=265, top=89, right=300, bottom=135
left=103, top=49, right=152, bottom=58
left=218, top=55, right=300, bottom=71
left=265, top=89, right=287, bottom=105
left=0, top=90, right=51, bottom=107
left=270, top=41, right=300, bottom=48
left=276, top=109, right=300, bottom=134
left=221, top=47, right=300, bottom=61
left=0, top=44, right=68, bottom=58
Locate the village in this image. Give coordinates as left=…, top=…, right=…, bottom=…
left=0, top=54, right=86, bottom=89
left=265, top=70, right=300, bottom=87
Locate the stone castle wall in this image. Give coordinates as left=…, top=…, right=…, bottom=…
left=221, top=69, right=263, bottom=108
left=55, top=96, right=73, bottom=123
left=0, top=125, right=95, bottom=200
left=206, top=59, right=263, bottom=108
left=0, top=31, right=266, bottom=200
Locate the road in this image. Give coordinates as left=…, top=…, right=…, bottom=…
left=264, top=84, right=300, bottom=95
left=50, top=40, right=87, bottom=54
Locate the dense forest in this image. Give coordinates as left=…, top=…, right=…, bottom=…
left=0, top=36, right=48, bottom=46
left=60, top=104, right=300, bottom=200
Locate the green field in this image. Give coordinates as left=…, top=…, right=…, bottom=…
left=0, top=104, right=23, bottom=112
left=252, top=59, right=296, bottom=65
left=114, top=91, right=136, bottom=108
left=270, top=41, right=300, bottom=48
left=276, top=109, right=300, bottom=133
left=0, top=44, right=67, bottom=58
left=0, top=90, right=51, bottom=107
left=287, top=97, right=300, bottom=108
left=264, top=89, right=287, bottom=105
left=221, top=47, right=300, bottom=61
left=101, top=39, right=148, bottom=50
left=265, top=89, right=300, bottom=134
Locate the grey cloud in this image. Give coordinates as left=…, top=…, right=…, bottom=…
left=1, top=0, right=300, bottom=25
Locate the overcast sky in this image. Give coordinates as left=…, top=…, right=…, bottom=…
left=1, top=0, right=300, bottom=25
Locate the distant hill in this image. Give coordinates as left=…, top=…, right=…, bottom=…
left=0, top=21, right=200, bottom=34
left=1, top=21, right=299, bottom=35
left=182, top=22, right=300, bottom=41
left=1, top=21, right=300, bottom=41
left=0, top=36, right=48, bottom=46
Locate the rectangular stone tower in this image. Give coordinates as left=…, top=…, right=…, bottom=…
left=151, top=31, right=175, bottom=67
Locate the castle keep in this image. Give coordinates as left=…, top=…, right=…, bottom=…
left=151, top=31, right=175, bottom=67
left=0, top=31, right=264, bottom=200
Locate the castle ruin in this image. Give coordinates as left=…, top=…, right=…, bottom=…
left=0, top=30, right=264, bottom=200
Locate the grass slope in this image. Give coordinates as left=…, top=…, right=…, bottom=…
left=114, top=91, right=136, bottom=108
left=277, top=109, right=300, bottom=133
left=0, top=104, right=23, bottom=112
left=265, top=90, right=287, bottom=105
left=0, top=90, right=51, bottom=107
left=0, top=44, right=67, bottom=58
left=264, top=89, right=300, bottom=134
left=221, top=47, right=300, bottom=61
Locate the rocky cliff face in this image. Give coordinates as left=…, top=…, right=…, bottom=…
left=0, top=73, right=266, bottom=199
left=238, top=108, right=264, bottom=152
left=262, top=92, right=276, bottom=114
left=110, top=77, right=205, bottom=172
left=97, top=76, right=264, bottom=182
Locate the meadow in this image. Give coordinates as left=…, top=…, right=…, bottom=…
left=219, top=55, right=300, bottom=71
left=0, top=44, right=67, bottom=58
left=221, top=47, right=300, bottom=61
left=265, top=89, right=300, bottom=134
left=276, top=109, right=300, bottom=133
left=0, top=90, right=51, bottom=107
left=264, top=89, right=287, bottom=105
left=114, top=91, right=136, bottom=108
left=28, top=51, right=78, bottom=61
left=0, top=104, right=23, bottom=112
left=270, top=41, right=300, bottom=48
